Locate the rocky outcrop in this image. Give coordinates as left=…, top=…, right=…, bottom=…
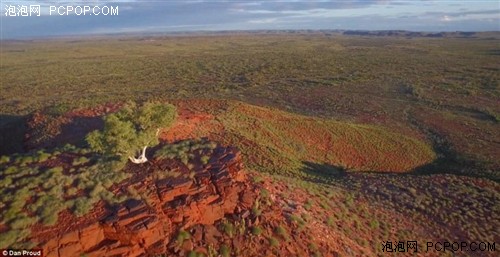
left=39, top=146, right=256, bottom=257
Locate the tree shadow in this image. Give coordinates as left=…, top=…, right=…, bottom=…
left=409, top=157, right=498, bottom=182
left=407, top=129, right=499, bottom=182
left=0, top=111, right=106, bottom=154
left=405, top=110, right=499, bottom=182
left=51, top=116, right=104, bottom=149
left=299, top=161, right=347, bottom=185
left=0, top=114, right=27, bottom=155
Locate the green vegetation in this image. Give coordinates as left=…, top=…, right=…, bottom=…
left=362, top=174, right=500, bottom=242
left=211, top=103, right=436, bottom=178
left=0, top=33, right=498, bottom=254
left=0, top=156, right=10, bottom=164
left=251, top=175, right=264, bottom=184
left=222, top=220, right=235, bottom=238
left=268, top=237, right=279, bottom=247
left=154, top=138, right=217, bottom=165
left=369, top=220, right=380, bottom=230
left=1, top=34, right=497, bottom=173
left=236, top=219, right=246, bottom=236
left=219, top=244, right=230, bottom=257
left=251, top=198, right=262, bottom=217
left=73, top=156, right=89, bottom=165
left=176, top=230, right=191, bottom=246
left=0, top=146, right=132, bottom=248
left=200, top=155, right=210, bottom=165
left=308, top=242, right=318, bottom=251
left=289, top=214, right=306, bottom=229
left=36, top=151, right=52, bottom=162
left=86, top=101, right=177, bottom=164
left=326, top=216, right=335, bottom=227
left=188, top=251, right=204, bottom=257
left=275, top=225, right=290, bottom=241
left=304, top=199, right=313, bottom=210
left=251, top=226, right=262, bottom=236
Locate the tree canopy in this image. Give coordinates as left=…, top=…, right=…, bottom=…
left=86, top=101, right=177, bottom=164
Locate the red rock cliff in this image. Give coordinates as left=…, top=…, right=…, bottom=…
left=39, top=146, right=256, bottom=257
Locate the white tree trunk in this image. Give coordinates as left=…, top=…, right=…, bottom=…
left=128, top=128, right=159, bottom=164
left=129, top=146, right=148, bottom=164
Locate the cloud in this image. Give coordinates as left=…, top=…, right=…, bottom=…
left=448, top=9, right=500, bottom=17
left=233, top=0, right=385, bottom=13
left=441, top=15, right=451, bottom=22
left=248, top=18, right=278, bottom=24
left=1, top=0, right=499, bottom=39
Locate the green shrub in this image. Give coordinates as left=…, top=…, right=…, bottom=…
left=19, top=156, right=34, bottom=166
left=260, top=189, right=269, bottom=198
left=207, top=142, right=217, bottom=149
left=251, top=226, right=262, bottom=236
left=370, top=220, right=380, bottom=229
left=0, top=177, right=13, bottom=188
left=309, top=242, right=318, bottom=251
left=180, top=155, right=189, bottom=165
left=345, top=194, right=354, bottom=207
left=251, top=205, right=262, bottom=217
left=3, top=206, right=22, bottom=224
left=0, top=155, right=11, bottom=164
left=0, top=230, right=21, bottom=248
left=46, top=103, right=70, bottom=116
left=109, top=159, right=127, bottom=172
left=269, top=237, right=279, bottom=247
left=127, top=187, right=140, bottom=200
left=73, top=156, right=89, bottom=165
left=223, top=221, right=235, bottom=238
left=207, top=244, right=217, bottom=257
left=219, top=244, right=230, bottom=257
left=201, top=155, right=210, bottom=165
left=304, top=199, right=313, bottom=210
left=36, top=152, right=52, bottom=162
left=176, top=230, right=191, bottom=246
left=47, top=166, right=64, bottom=176
left=4, top=166, right=18, bottom=175
left=89, top=183, right=105, bottom=198
left=41, top=212, right=58, bottom=226
left=326, top=216, right=334, bottom=227
left=319, top=201, right=330, bottom=210
left=252, top=176, right=264, bottom=183
left=251, top=198, right=262, bottom=217
left=73, top=197, right=94, bottom=217
left=37, top=197, right=64, bottom=226
left=290, top=214, right=306, bottom=230
left=62, top=144, right=77, bottom=152
left=275, top=225, right=289, bottom=241
left=10, top=215, right=37, bottom=230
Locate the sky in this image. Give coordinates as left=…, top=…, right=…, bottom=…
left=1, top=0, right=499, bottom=39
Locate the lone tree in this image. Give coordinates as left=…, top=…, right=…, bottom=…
left=86, top=101, right=177, bottom=164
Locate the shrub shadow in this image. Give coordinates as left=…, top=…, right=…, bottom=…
left=299, top=161, right=347, bottom=185
left=0, top=114, right=27, bottom=155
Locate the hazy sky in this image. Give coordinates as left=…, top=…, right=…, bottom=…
left=1, top=1, right=499, bottom=39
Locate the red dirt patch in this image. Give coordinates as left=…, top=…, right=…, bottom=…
left=161, top=110, right=215, bottom=143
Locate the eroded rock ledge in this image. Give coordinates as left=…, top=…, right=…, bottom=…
left=40, top=145, right=256, bottom=257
